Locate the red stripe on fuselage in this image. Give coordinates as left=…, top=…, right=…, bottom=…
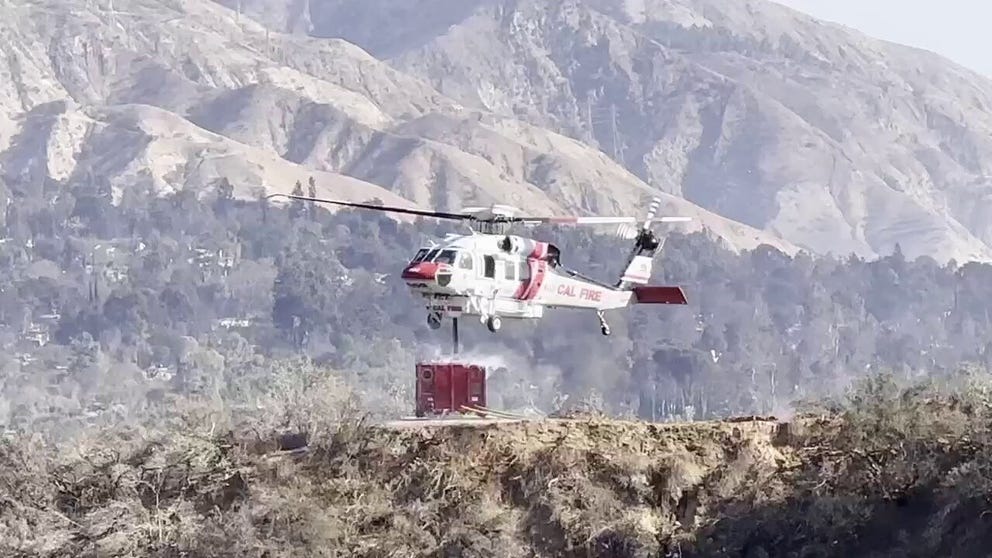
left=514, top=258, right=547, bottom=301
left=513, top=272, right=529, bottom=299
left=522, top=259, right=547, bottom=300
left=513, top=243, right=551, bottom=301
left=534, top=242, right=547, bottom=260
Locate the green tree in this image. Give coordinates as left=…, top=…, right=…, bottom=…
left=290, top=180, right=305, bottom=220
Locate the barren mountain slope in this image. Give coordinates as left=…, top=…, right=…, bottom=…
left=0, top=0, right=793, bottom=255
left=5, top=100, right=425, bottom=206
left=0, top=0, right=455, bottom=208
left=302, top=0, right=992, bottom=263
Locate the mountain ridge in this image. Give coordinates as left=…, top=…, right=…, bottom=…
left=274, top=0, right=992, bottom=264
left=0, top=0, right=798, bottom=255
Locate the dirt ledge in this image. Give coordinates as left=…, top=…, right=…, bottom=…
left=4, top=404, right=992, bottom=557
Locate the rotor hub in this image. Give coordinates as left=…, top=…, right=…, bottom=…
left=459, top=204, right=521, bottom=222
left=637, top=229, right=661, bottom=252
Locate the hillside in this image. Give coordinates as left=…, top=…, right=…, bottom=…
left=4, top=373, right=992, bottom=557
left=7, top=179, right=992, bottom=438
left=284, top=0, right=992, bottom=264
left=0, top=0, right=795, bottom=254
left=7, top=0, right=992, bottom=262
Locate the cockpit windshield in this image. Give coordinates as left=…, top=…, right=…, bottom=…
left=411, top=248, right=462, bottom=265
left=410, top=248, right=441, bottom=263
left=433, top=250, right=457, bottom=265
left=411, top=248, right=430, bottom=263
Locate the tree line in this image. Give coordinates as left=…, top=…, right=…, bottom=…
left=2, top=172, right=992, bottom=435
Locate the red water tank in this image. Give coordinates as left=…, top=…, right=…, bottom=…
left=415, top=362, right=487, bottom=417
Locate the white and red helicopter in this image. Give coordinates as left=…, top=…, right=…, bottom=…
left=267, top=193, right=691, bottom=350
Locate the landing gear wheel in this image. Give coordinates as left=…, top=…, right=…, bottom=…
left=486, top=315, right=502, bottom=333
left=427, top=312, right=443, bottom=330
left=597, top=310, right=611, bottom=336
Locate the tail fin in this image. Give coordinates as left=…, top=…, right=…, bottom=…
left=620, top=255, right=654, bottom=286
left=631, top=286, right=688, bottom=305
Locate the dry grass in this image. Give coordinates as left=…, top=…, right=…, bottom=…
left=0, top=413, right=787, bottom=557
left=5, top=371, right=992, bottom=557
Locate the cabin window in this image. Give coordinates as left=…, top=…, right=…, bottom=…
left=433, top=250, right=457, bottom=265
left=423, top=249, right=440, bottom=262
left=483, top=256, right=495, bottom=278
left=458, top=252, right=474, bottom=270
left=518, top=261, right=530, bottom=281
left=504, top=260, right=516, bottom=280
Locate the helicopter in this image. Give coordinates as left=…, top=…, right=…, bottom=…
left=266, top=192, right=691, bottom=351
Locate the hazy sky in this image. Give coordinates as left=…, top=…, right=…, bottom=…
left=772, top=0, right=992, bottom=77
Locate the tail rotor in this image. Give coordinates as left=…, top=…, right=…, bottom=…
left=615, top=196, right=691, bottom=289
left=643, top=197, right=662, bottom=230
left=616, top=223, right=638, bottom=240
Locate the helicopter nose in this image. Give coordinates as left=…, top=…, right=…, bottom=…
left=402, top=262, right=439, bottom=281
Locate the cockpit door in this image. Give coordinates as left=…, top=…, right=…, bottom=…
left=456, top=251, right=474, bottom=273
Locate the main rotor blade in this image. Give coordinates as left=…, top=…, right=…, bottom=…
left=264, top=194, right=472, bottom=221
left=516, top=216, right=640, bottom=226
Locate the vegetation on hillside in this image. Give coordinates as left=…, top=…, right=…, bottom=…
left=4, top=367, right=992, bottom=557
left=5, top=171, right=992, bottom=437
left=4, top=169, right=992, bottom=556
